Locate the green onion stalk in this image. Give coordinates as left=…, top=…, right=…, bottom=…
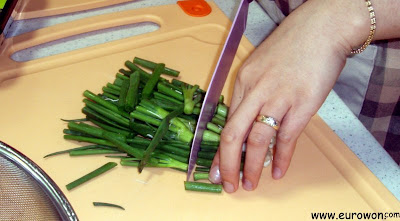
left=55, top=56, right=236, bottom=193
left=133, top=99, right=194, bottom=143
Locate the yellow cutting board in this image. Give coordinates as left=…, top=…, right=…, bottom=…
left=14, top=0, right=133, bottom=19
left=0, top=2, right=398, bottom=220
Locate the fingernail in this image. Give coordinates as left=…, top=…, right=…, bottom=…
left=209, top=165, right=221, bottom=184
left=223, top=181, right=235, bottom=193
left=242, top=179, right=253, bottom=191
left=272, top=167, right=282, bottom=179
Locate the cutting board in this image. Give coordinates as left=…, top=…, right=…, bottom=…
left=0, top=2, right=398, bottom=220
left=13, top=0, right=133, bottom=19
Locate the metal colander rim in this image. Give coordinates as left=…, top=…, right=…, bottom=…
left=0, top=141, right=78, bottom=221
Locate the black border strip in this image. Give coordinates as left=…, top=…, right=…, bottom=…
left=0, top=0, right=18, bottom=35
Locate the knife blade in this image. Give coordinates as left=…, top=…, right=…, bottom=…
left=187, top=0, right=252, bottom=181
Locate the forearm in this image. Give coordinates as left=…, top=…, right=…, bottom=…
left=373, top=0, right=400, bottom=40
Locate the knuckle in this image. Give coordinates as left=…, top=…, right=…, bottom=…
left=220, top=125, right=239, bottom=144
left=247, top=131, right=269, bottom=147
left=236, top=73, right=246, bottom=88
left=277, top=131, right=293, bottom=145
left=296, top=88, right=313, bottom=100
left=236, top=65, right=253, bottom=85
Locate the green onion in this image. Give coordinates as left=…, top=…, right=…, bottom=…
left=119, top=68, right=132, bottom=77
left=114, top=75, right=126, bottom=86
left=116, top=73, right=129, bottom=81
left=130, top=111, right=162, bottom=126
left=83, top=90, right=129, bottom=118
left=203, top=130, right=220, bottom=142
left=196, top=158, right=213, bottom=168
left=134, top=57, right=180, bottom=77
left=125, top=60, right=151, bottom=83
left=182, top=84, right=202, bottom=115
left=103, top=132, right=146, bottom=160
left=64, top=135, right=115, bottom=147
left=171, top=79, right=205, bottom=94
left=89, top=119, right=132, bottom=137
left=69, top=149, right=122, bottom=156
left=44, top=145, right=112, bottom=158
left=195, top=167, right=210, bottom=172
left=105, top=155, right=128, bottom=159
left=150, top=98, right=180, bottom=111
left=153, top=91, right=183, bottom=105
left=142, top=63, right=165, bottom=99
left=106, top=83, right=121, bottom=91
left=83, top=107, right=128, bottom=131
left=197, top=151, right=216, bottom=160
left=211, top=116, right=226, bottom=127
left=125, top=71, right=140, bottom=112
left=102, top=86, right=120, bottom=96
left=67, top=122, right=126, bottom=141
left=130, top=122, right=156, bottom=139
left=159, top=144, right=189, bottom=158
left=102, top=92, right=119, bottom=100
left=138, top=106, right=184, bottom=172
left=117, top=79, right=130, bottom=110
left=121, top=152, right=188, bottom=171
left=93, top=202, right=125, bottom=210
left=216, top=103, right=228, bottom=118
left=83, top=99, right=129, bottom=127
left=184, top=181, right=222, bottom=193
left=193, top=172, right=210, bottom=181
left=58, top=57, right=236, bottom=193
left=157, top=82, right=183, bottom=101
left=206, top=122, right=223, bottom=134
left=63, top=129, right=93, bottom=137
left=61, top=118, right=87, bottom=122
left=66, top=162, right=117, bottom=190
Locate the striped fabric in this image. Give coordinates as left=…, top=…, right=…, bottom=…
left=265, top=0, right=400, bottom=165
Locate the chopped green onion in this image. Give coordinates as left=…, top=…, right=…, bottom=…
left=184, top=181, right=222, bottom=193
left=193, top=172, right=210, bottom=181
left=93, top=202, right=125, bottom=210
left=66, top=162, right=117, bottom=190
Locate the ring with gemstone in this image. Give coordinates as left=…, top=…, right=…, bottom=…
left=256, top=115, right=280, bottom=131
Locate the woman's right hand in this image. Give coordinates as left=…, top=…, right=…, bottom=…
left=209, top=0, right=371, bottom=193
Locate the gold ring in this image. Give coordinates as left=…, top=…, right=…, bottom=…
left=256, top=115, right=280, bottom=131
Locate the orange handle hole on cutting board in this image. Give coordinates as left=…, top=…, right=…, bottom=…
left=177, top=0, right=211, bottom=17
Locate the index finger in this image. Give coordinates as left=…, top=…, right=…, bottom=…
left=219, top=94, right=262, bottom=193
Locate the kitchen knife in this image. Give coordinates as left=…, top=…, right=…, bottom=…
left=187, top=0, right=252, bottom=181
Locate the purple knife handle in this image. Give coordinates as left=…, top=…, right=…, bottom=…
left=187, top=0, right=250, bottom=181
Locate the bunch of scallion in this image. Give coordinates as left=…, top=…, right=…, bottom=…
left=47, top=57, right=233, bottom=193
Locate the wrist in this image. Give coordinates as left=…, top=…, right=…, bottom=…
left=259, top=0, right=374, bottom=59
left=282, top=0, right=372, bottom=56
left=325, top=0, right=373, bottom=54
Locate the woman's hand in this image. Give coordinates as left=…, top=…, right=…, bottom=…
left=208, top=0, right=371, bottom=193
